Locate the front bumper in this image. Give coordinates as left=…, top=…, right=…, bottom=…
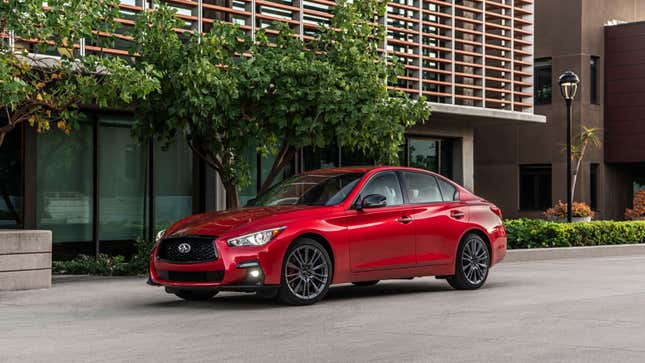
left=148, top=236, right=286, bottom=290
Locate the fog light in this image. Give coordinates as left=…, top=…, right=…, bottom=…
left=249, top=269, right=261, bottom=279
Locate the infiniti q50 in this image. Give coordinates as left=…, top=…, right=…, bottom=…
left=148, top=166, right=507, bottom=305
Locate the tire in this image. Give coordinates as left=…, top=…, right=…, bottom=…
left=352, top=280, right=379, bottom=287
left=447, top=233, right=490, bottom=290
left=174, top=289, right=219, bottom=301
left=277, top=238, right=333, bottom=306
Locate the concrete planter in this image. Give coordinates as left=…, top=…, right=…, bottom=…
left=504, top=243, right=645, bottom=263
left=0, top=230, right=52, bottom=291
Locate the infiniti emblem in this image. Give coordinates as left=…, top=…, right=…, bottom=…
left=177, top=243, right=192, bottom=254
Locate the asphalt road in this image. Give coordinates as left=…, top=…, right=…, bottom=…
left=2, top=256, right=645, bottom=363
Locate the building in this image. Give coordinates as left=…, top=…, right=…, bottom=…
left=0, top=0, right=543, bottom=257
left=474, top=0, right=645, bottom=220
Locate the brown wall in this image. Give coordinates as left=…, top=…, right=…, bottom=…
left=605, top=21, right=645, bottom=163
left=474, top=0, right=645, bottom=220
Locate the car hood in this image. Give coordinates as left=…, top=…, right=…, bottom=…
left=164, top=205, right=324, bottom=238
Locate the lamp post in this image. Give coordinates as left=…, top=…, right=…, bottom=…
left=558, top=71, right=580, bottom=223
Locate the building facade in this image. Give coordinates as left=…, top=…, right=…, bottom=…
left=474, top=0, right=645, bottom=220
left=0, top=0, right=543, bottom=257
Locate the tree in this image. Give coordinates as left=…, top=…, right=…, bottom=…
left=570, top=126, right=601, bottom=202
left=131, top=0, right=431, bottom=208
left=130, top=6, right=258, bottom=209
left=0, top=0, right=159, bottom=146
left=0, top=0, right=159, bottom=225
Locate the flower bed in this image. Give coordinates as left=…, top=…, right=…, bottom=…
left=504, top=219, right=645, bottom=249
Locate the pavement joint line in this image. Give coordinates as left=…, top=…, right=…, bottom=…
left=376, top=330, right=645, bottom=354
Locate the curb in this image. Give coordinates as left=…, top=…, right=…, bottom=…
left=503, top=244, right=645, bottom=263
left=52, top=275, right=144, bottom=284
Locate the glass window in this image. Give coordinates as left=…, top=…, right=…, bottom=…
left=590, top=56, right=599, bottom=105
left=0, top=125, right=23, bottom=228
left=238, top=143, right=259, bottom=207
left=155, top=138, right=193, bottom=231
left=402, top=172, right=443, bottom=204
left=439, top=138, right=453, bottom=178
left=37, top=123, right=93, bottom=243
left=519, top=164, right=552, bottom=211
left=98, top=117, right=146, bottom=241
left=303, top=146, right=339, bottom=171
left=406, top=137, right=455, bottom=179
left=590, top=163, right=599, bottom=211
left=360, top=172, right=404, bottom=206
left=341, top=148, right=374, bottom=167
left=409, top=138, right=439, bottom=172
left=252, top=173, right=364, bottom=207
left=437, top=177, right=459, bottom=202
left=534, top=58, right=552, bottom=105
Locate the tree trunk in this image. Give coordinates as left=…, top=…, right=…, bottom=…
left=187, top=139, right=241, bottom=210
left=224, top=182, right=239, bottom=209
left=571, top=144, right=587, bottom=202
left=259, top=142, right=296, bottom=194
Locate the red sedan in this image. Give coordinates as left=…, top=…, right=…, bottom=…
left=148, top=166, right=507, bottom=305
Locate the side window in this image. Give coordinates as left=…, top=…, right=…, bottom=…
left=360, top=172, right=404, bottom=206
left=437, top=177, right=459, bottom=202
left=402, top=172, right=443, bottom=204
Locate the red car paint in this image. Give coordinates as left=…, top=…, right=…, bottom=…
left=149, top=166, right=506, bottom=290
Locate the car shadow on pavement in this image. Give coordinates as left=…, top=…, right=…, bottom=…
left=136, top=279, right=515, bottom=310
left=324, top=280, right=453, bottom=301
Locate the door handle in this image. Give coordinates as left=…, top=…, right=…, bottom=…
left=397, top=216, right=413, bottom=224
left=450, top=210, right=465, bottom=219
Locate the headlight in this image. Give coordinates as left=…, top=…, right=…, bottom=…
left=155, top=229, right=166, bottom=243
left=227, top=227, right=286, bottom=247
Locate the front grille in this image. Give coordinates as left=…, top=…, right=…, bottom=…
left=157, top=236, right=218, bottom=263
left=157, top=270, right=224, bottom=283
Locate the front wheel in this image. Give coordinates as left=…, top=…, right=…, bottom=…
left=277, top=238, right=332, bottom=305
left=174, top=289, right=219, bottom=301
left=447, top=234, right=490, bottom=290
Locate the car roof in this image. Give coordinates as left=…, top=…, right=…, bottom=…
left=303, top=166, right=437, bottom=175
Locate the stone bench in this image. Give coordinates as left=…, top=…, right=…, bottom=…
left=0, top=230, right=52, bottom=291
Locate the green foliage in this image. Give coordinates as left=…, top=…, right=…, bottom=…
left=504, top=219, right=645, bottom=249
left=52, top=239, right=154, bottom=276
left=0, top=0, right=160, bottom=146
left=130, top=0, right=431, bottom=207
left=2, top=0, right=121, bottom=54
left=53, top=254, right=129, bottom=276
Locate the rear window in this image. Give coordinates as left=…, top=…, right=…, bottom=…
left=437, top=178, right=459, bottom=201
left=401, top=172, right=443, bottom=204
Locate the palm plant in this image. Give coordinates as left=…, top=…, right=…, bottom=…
left=570, top=126, right=601, bottom=202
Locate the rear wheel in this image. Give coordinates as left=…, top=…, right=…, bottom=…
left=173, top=289, right=219, bottom=301
left=447, top=234, right=490, bottom=290
left=352, top=280, right=379, bottom=287
left=278, top=238, right=332, bottom=305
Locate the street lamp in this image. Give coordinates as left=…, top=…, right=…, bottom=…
left=558, top=71, right=580, bottom=223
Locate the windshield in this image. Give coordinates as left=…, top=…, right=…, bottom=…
left=250, top=173, right=365, bottom=207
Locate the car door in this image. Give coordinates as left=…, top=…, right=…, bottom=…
left=400, top=171, right=468, bottom=266
left=346, top=171, right=416, bottom=272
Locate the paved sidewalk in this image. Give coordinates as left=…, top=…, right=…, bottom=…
left=2, top=256, right=645, bottom=362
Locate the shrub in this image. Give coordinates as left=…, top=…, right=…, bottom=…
left=53, top=238, right=153, bottom=276
left=625, top=190, right=645, bottom=220
left=545, top=201, right=594, bottom=219
left=505, top=219, right=645, bottom=249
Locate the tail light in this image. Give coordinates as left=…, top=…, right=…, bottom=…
left=490, top=206, right=503, bottom=219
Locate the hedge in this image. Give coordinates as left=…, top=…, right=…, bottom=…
left=53, top=238, right=153, bottom=276
left=504, top=219, right=645, bottom=249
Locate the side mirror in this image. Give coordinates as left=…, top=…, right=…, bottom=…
left=361, top=194, right=387, bottom=209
